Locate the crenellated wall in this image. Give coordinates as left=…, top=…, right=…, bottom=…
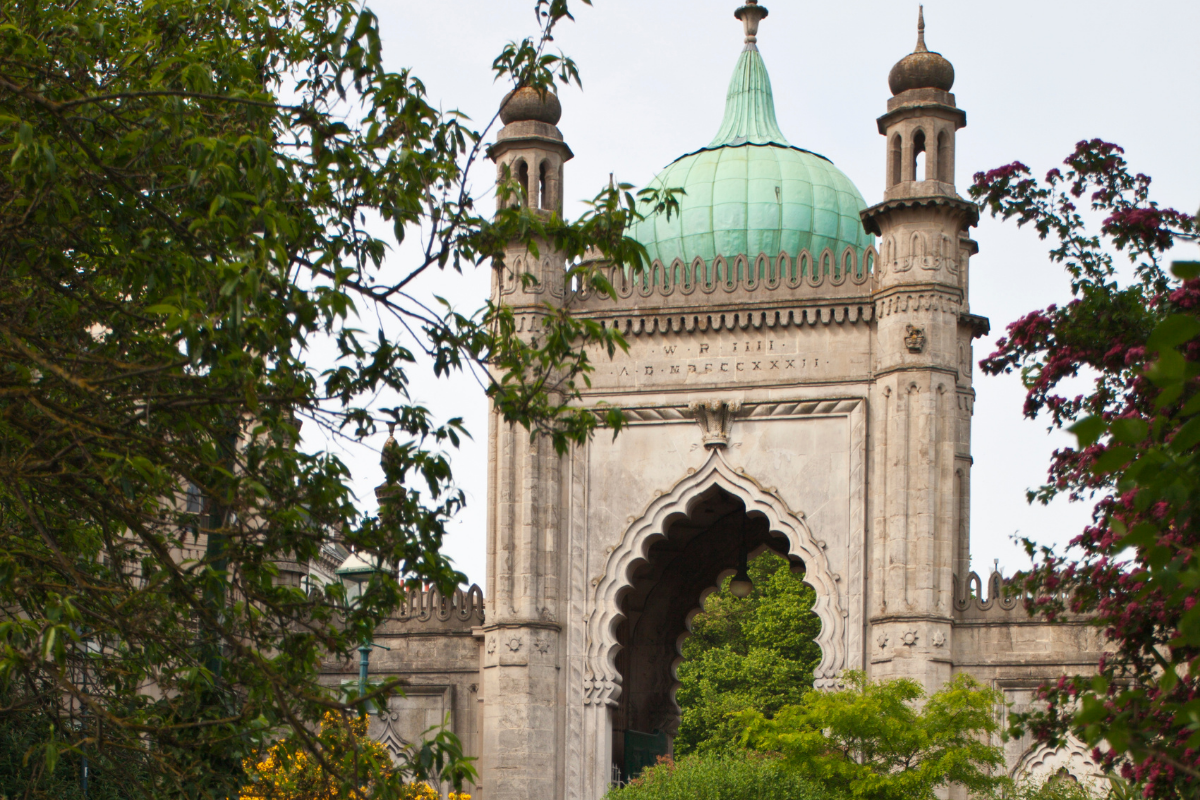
left=321, top=585, right=485, bottom=765
left=950, top=571, right=1102, bottom=788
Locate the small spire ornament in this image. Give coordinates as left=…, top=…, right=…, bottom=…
left=915, top=5, right=928, bottom=53
left=734, top=1, right=768, bottom=46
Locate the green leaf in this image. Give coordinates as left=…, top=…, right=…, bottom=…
left=1123, top=522, right=1159, bottom=549
left=1146, top=348, right=1187, bottom=383
left=1171, top=260, right=1200, bottom=280
left=1147, top=314, right=1200, bottom=353
left=1172, top=417, right=1200, bottom=452
left=1110, top=418, right=1148, bottom=445
left=1068, top=416, right=1106, bottom=447
left=1092, top=445, right=1135, bottom=474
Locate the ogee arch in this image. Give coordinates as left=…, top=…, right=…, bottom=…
left=584, top=449, right=846, bottom=709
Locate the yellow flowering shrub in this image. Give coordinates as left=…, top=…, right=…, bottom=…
left=240, top=711, right=390, bottom=800
left=395, top=783, right=470, bottom=800
left=240, top=711, right=472, bottom=800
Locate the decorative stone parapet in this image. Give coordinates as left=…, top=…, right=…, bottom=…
left=375, top=584, right=486, bottom=633
left=567, top=247, right=879, bottom=311
left=953, top=571, right=1083, bottom=622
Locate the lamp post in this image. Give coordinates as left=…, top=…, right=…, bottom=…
left=335, top=552, right=387, bottom=698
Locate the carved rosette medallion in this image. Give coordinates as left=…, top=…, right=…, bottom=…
left=687, top=400, right=743, bottom=449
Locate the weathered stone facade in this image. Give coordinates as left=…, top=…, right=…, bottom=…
left=331, top=4, right=1103, bottom=797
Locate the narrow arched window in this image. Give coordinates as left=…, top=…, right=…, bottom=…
left=890, top=134, right=902, bottom=187
left=539, top=160, right=550, bottom=210
left=937, top=131, right=951, bottom=183
left=516, top=159, right=529, bottom=207
left=912, top=129, right=926, bottom=182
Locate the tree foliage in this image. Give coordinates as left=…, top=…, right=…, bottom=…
left=0, top=0, right=668, bottom=795
left=740, top=671, right=1010, bottom=800
left=605, top=753, right=820, bottom=800
left=674, top=552, right=820, bottom=755
left=0, top=686, right=149, bottom=799
left=969, top=140, right=1199, bottom=797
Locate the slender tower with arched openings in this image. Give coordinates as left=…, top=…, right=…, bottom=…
left=860, top=6, right=984, bottom=691
left=480, top=85, right=575, bottom=800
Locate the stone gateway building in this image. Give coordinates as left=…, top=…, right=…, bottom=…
left=324, top=4, right=1102, bottom=798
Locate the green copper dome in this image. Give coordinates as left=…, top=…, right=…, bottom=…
left=632, top=38, right=873, bottom=270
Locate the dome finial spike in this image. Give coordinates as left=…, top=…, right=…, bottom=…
left=734, top=2, right=769, bottom=48
left=915, top=5, right=928, bottom=53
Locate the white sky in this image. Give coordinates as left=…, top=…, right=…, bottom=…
left=318, top=0, right=1200, bottom=590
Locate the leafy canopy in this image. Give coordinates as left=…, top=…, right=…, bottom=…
left=0, top=0, right=670, bottom=795
left=740, top=671, right=1010, bottom=800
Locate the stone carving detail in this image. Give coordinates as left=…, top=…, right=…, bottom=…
left=560, top=303, right=876, bottom=338
left=932, top=631, right=946, bottom=648
left=901, top=630, right=919, bottom=646
left=486, top=637, right=496, bottom=654
left=621, top=398, right=861, bottom=425
left=875, top=291, right=961, bottom=319
left=687, top=400, right=743, bottom=449
left=1013, top=737, right=1097, bottom=781
left=507, top=637, right=522, bottom=653
left=374, top=704, right=411, bottom=757
left=877, top=633, right=890, bottom=649
left=567, top=245, right=878, bottom=305
left=953, top=570, right=1024, bottom=612
left=905, top=324, right=926, bottom=353
left=393, top=584, right=485, bottom=625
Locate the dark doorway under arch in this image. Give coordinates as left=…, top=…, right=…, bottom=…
left=610, top=486, right=813, bottom=780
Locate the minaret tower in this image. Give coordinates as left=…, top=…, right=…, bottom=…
left=861, top=7, right=983, bottom=690
left=488, top=86, right=571, bottom=306
left=480, top=87, right=573, bottom=800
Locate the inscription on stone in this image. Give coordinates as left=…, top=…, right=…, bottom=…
left=602, top=338, right=828, bottom=383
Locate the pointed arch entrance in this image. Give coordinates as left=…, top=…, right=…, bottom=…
left=583, top=450, right=846, bottom=781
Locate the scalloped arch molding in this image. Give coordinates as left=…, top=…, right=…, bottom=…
left=583, top=449, right=846, bottom=707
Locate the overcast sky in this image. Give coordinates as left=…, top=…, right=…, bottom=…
left=317, top=0, right=1200, bottom=590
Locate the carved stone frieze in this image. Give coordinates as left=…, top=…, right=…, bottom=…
left=618, top=397, right=862, bottom=425
left=569, top=303, right=875, bottom=337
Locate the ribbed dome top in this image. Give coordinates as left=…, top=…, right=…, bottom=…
left=631, top=20, right=872, bottom=269
left=632, top=144, right=872, bottom=269
left=706, top=46, right=790, bottom=149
